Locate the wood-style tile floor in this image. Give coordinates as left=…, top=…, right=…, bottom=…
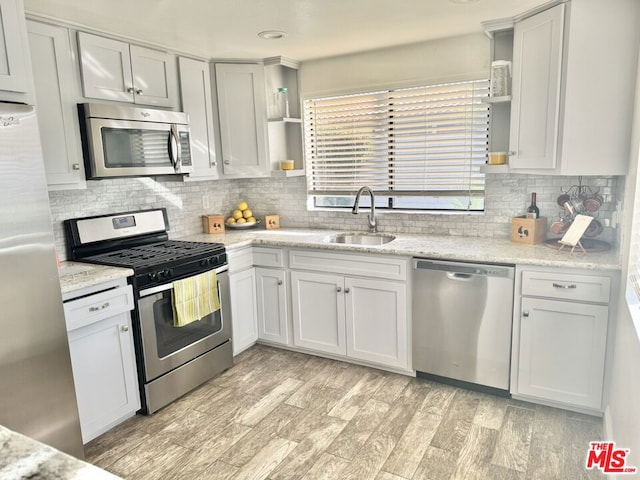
left=86, top=345, right=604, bottom=480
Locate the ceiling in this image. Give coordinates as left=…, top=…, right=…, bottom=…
left=24, top=0, right=545, bottom=61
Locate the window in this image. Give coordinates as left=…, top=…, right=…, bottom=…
left=304, top=79, right=490, bottom=211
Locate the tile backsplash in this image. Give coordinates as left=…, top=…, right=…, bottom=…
left=49, top=173, right=620, bottom=261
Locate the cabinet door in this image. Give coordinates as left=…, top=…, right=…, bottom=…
left=77, top=32, right=134, bottom=103
left=291, top=271, right=346, bottom=355
left=229, top=267, right=258, bottom=355
left=0, top=0, right=28, bottom=93
left=255, top=268, right=289, bottom=346
left=67, top=312, right=140, bottom=444
left=517, top=297, right=607, bottom=410
left=509, top=4, right=564, bottom=170
left=215, top=63, right=269, bottom=178
left=178, top=56, right=218, bottom=180
left=345, top=277, right=408, bottom=369
left=130, top=45, right=177, bottom=107
left=27, top=22, right=85, bottom=189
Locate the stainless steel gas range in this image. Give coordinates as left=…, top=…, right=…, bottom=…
left=65, top=208, right=233, bottom=414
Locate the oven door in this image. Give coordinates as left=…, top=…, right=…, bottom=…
left=137, top=267, right=231, bottom=382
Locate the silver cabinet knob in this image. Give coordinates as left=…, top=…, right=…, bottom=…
left=127, top=87, right=135, bottom=93
left=224, top=160, right=231, bottom=165
left=277, top=280, right=283, bottom=285
left=72, top=163, right=80, bottom=170
left=336, top=286, right=342, bottom=293
left=523, top=311, right=529, bottom=317
left=345, top=287, right=350, bottom=293
left=121, top=325, right=129, bottom=332
left=136, top=89, right=143, bottom=95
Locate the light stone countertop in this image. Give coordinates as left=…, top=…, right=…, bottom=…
left=182, top=228, right=622, bottom=271
left=55, top=228, right=622, bottom=296
left=0, top=425, right=121, bottom=480
left=58, top=261, right=134, bottom=295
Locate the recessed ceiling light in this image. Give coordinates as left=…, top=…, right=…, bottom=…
left=258, top=30, right=288, bottom=40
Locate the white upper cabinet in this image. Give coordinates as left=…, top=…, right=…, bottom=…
left=0, top=0, right=33, bottom=102
left=509, top=4, right=563, bottom=171
left=214, top=63, right=270, bottom=178
left=77, top=32, right=178, bottom=107
left=27, top=21, right=85, bottom=190
left=178, top=56, right=218, bottom=180
left=509, top=0, right=639, bottom=175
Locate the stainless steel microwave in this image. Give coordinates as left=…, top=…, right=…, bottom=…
left=78, top=103, right=193, bottom=179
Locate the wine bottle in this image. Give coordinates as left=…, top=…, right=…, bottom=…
left=526, top=192, right=540, bottom=219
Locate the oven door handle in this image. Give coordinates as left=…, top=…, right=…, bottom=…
left=139, top=282, right=173, bottom=298
left=138, top=266, right=228, bottom=298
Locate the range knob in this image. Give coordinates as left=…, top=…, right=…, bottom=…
left=200, top=258, right=210, bottom=267
left=148, top=272, right=158, bottom=281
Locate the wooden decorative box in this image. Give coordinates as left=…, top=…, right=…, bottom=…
left=265, top=215, right=280, bottom=230
left=511, top=216, right=547, bottom=244
left=202, top=214, right=225, bottom=234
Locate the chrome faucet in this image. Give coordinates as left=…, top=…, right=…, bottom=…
left=352, top=186, right=377, bottom=233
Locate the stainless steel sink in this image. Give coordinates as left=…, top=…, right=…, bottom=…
left=326, top=232, right=396, bottom=246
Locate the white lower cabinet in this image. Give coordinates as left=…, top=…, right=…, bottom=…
left=512, top=267, right=614, bottom=413
left=517, top=297, right=607, bottom=410
left=228, top=248, right=258, bottom=355
left=63, top=282, right=139, bottom=444
left=229, top=268, right=258, bottom=355
left=291, top=270, right=346, bottom=356
left=255, top=267, right=289, bottom=346
left=345, top=277, right=407, bottom=369
left=290, top=250, right=409, bottom=371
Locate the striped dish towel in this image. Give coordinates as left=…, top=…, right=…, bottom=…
left=172, top=270, right=220, bottom=327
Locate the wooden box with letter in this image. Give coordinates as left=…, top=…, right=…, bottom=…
left=511, top=216, right=547, bottom=244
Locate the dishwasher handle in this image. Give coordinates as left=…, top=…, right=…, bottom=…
left=446, top=272, right=473, bottom=281
left=413, top=258, right=514, bottom=279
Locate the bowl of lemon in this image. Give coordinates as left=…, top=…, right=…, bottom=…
left=225, top=201, right=261, bottom=229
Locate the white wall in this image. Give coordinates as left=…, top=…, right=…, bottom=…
left=300, top=33, right=490, bottom=98
left=605, top=47, right=640, bottom=471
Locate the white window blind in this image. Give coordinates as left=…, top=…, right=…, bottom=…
left=304, top=79, right=490, bottom=211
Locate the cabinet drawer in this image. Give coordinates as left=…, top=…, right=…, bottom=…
left=227, top=247, right=253, bottom=273
left=64, top=285, right=134, bottom=331
left=290, top=249, right=407, bottom=281
left=253, top=247, right=284, bottom=268
left=521, top=271, right=610, bottom=303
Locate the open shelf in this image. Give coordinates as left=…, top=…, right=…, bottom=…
left=482, top=95, right=511, bottom=104
left=271, top=168, right=306, bottom=178
left=480, top=164, right=510, bottom=174
left=268, top=117, right=302, bottom=124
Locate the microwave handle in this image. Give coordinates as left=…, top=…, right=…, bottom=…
left=169, top=125, right=181, bottom=172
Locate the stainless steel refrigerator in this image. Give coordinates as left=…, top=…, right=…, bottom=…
left=0, top=102, right=84, bottom=458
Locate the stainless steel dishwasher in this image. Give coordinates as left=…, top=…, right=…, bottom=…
left=412, top=258, right=514, bottom=394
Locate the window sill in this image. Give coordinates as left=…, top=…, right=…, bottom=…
left=307, top=206, right=486, bottom=216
